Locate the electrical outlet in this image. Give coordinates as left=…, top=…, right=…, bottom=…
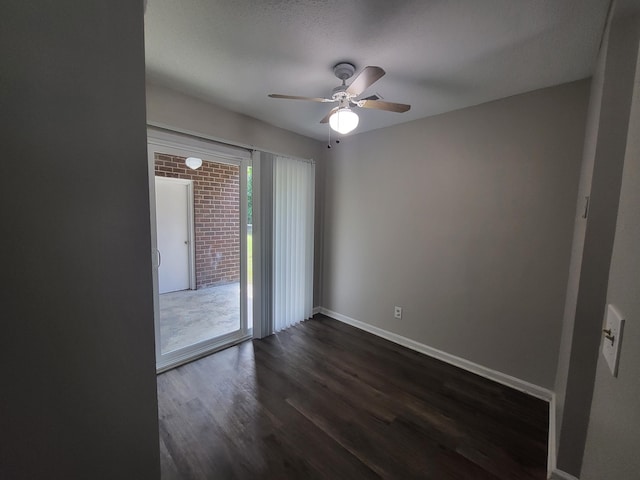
left=603, top=304, right=625, bottom=377
left=394, top=306, right=402, bottom=319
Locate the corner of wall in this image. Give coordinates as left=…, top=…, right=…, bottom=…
left=554, top=6, right=640, bottom=477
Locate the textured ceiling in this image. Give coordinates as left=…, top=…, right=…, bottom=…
left=144, top=0, right=610, bottom=141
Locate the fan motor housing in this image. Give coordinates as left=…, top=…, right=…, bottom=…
left=333, top=62, right=356, bottom=81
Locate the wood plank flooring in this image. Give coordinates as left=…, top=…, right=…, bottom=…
left=157, top=315, right=548, bottom=479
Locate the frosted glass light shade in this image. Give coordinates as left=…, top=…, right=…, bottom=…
left=185, top=157, right=203, bottom=170
left=329, top=108, right=359, bottom=134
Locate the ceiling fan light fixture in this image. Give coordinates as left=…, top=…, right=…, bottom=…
left=329, top=108, right=359, bottom=134
left=185, top=157, right=203, bottom=170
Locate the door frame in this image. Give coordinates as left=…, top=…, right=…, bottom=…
left=148, top=127, right=252, bottom=372
left=154, top=176, right=196, bottom=293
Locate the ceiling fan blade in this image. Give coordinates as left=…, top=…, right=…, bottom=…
left=269, top=94, right=334, bottom=103
left=358, top=99, right=411, bottom=113
left=346, top=66, right=385, bottom=96
left=320, top=107, right=339, bottom=124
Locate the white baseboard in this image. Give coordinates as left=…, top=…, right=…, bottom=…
left=312, top=306, right=321, bottom=315
left=317, top=307, right=554, bottom=402
left=317, top=308, right=563, bottom=476
left=548, top=394, right=557, bottom=478
left=550, top=469, right=580, bottom=480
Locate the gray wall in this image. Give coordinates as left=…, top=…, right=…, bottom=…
left=321, top=81, right=589, bottom=389
left=0, top=1, right=160, bottom=479
left=145, top=83, right=326, bottom=306
left=552, top=9, right=608, bottom=454
left=554, top=8, right=640, bottom=475
left=580, top=30, right=640, bottom=479
left=146, top=83, right=325, bottom=162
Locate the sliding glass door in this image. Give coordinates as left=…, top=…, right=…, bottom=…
left=148, top=128, right=252, bottom=372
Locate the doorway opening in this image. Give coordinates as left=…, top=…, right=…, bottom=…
left=148, top=129, right=252, bottom=372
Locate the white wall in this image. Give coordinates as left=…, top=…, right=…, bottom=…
left=145, top=83, right=327, bottom=306
left=321, top=81, right=589, bottom=389
left=580, top=14, right=640, bottom=480
left=1, top=1, right=160, bottom=478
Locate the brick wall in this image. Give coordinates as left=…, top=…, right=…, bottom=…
left=155, top=154, right=240, bottom=288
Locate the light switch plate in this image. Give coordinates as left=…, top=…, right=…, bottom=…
left=603, top=304, right=625, bottom=377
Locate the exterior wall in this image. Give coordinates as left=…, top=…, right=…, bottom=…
left=146, top=83, right=327, bottom=306
left=155, top=154, right=240, bottom=288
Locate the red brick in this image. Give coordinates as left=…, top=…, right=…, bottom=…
left=155, top=153, right=240, bottom=287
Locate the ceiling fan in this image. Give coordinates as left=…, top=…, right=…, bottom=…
left=269, top=63, right=411, bottom=135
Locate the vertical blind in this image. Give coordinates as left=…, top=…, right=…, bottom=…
left=273, top=155, right=315, bottom=331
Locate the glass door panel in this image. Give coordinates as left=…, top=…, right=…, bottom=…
left=148, top=130, right=251, bottom=372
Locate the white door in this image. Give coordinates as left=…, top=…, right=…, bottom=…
left=155, top=177, right=191, bottom=294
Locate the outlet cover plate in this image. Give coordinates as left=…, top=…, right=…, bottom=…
left=394, top=306, right=402, bottom=319
left=603, top=304, right=625, bottom=377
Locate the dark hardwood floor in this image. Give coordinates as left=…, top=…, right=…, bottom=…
left=157, top=315, right=548, bottom=479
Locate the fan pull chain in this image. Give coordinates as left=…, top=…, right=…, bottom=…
left=327, top=127, right=342, bottom=149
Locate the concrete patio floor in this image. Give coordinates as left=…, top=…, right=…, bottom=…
left=159, top=283, right=251, bottom=354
